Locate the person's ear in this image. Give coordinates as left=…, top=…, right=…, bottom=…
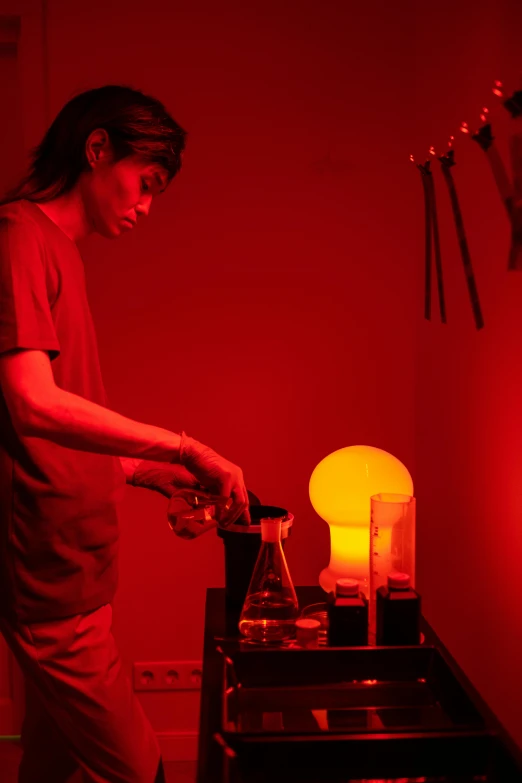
left=85, top=129, right=112, bottom=168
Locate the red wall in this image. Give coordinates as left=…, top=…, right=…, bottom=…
left=413, top=0, right=522, bottom=750
left=45, top=0, right=416, bottom=738
left=21, top=0, right=522, bottom=754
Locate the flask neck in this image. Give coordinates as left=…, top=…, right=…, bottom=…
left=261, top=517, right=283, bottom=543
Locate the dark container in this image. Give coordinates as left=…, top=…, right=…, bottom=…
left=376, top=575, right=421, bottom=646
left=217, top=505, right=293, bottom=608
left=327, top=579, right=368, bottom=646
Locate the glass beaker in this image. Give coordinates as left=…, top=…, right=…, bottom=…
left=299, top=602, right=329, bottom=646
left=239, top=517, right=299, bottom=642
left=369, top=493, right=416, bottom=641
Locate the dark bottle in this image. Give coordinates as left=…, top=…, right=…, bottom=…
left=327, top=578, right=368, bottom=646
left=376, top=572, right=421, bottom=646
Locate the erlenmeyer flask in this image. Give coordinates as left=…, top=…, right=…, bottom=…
left=239, top=516, right=298, bottom=642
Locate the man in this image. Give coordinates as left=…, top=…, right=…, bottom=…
left=0, top=85, right=250, bottom=782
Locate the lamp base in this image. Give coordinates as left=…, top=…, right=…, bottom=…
left=319, top=566, right=369, bottom=597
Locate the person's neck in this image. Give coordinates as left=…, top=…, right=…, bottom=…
left=34, top=189, right=92, bottom=243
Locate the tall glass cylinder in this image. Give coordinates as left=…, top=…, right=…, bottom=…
left=369, top=493, right=416, bottom=640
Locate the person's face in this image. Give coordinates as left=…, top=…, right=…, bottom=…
left=82, top=129, right=169, bottom=238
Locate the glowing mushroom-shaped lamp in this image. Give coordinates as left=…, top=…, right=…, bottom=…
left=309, top=445, right=413, bottom=595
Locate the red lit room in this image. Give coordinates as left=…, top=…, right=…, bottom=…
left=0, top=1, right=521, bottom=781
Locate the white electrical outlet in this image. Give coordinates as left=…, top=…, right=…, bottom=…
left=133, top=660, right=203, bottom=692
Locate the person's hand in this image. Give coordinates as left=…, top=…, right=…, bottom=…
left=178, top=433, right=251, bottom=526
left=131, top=461, right=200, bottom=498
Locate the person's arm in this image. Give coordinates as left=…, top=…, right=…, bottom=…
left=0, top=349, right=250, bottom=523
left=0, top=349, right=181, bottom=462
left=119, top=456, right=201, bottom=496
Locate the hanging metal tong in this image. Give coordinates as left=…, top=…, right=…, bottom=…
left=437, top=149, right=484, bottom=330
left=416, top=158, right=446, bottom=324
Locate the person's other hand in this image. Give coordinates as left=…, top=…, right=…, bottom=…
left=131, top=461, right=200, bottom=498
left=178, top=433, right=251, bottom=526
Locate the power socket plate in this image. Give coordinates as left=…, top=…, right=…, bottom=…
left=133, top=660, right=203, bottom=692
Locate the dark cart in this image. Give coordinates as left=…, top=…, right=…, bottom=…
left=197, top=587, right=522, bottom=783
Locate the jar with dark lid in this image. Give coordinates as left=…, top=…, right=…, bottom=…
left=376, top=572, right=421, bottom=645
left=327, top=578, right=368, bottom=646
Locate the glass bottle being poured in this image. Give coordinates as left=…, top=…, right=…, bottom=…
left=239, top=516, right=298, bottom=642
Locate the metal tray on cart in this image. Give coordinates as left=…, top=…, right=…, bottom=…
left=215, top=645, right=522, bottom=782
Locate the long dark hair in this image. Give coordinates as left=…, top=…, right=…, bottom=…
left=2, top=85, right=187, bottom=204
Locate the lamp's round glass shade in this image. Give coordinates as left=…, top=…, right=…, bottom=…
left=309, top=445, right=413, bottom=594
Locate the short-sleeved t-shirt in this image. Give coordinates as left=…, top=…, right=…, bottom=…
left=0, top=200, right=126, bottom=623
